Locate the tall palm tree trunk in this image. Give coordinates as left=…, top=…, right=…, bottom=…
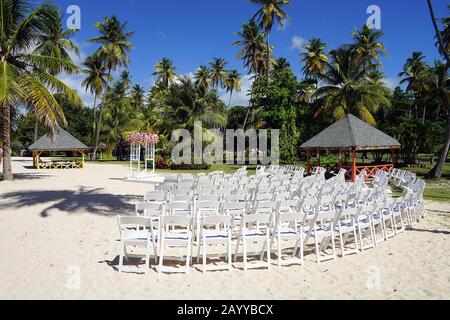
left=428, top=97, right=450, bottom=178
left=266, top=32, right=270, bottom=83
left=243, top=91, right=255, bottom=129
left=427, top=0, right=450, bottom=67
left=34, top=110, right=39, bottom=142
left=92, top=93, right=98, bottom=143
left=422, top=105, right=426, bottom=124
left=2, top=103, right=13, bottom=181
left=92, top=69, right=111, bottom=161
left=228, top=90, right=233, bottom=108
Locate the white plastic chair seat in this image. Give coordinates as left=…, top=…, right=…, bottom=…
left=277, top=227, right=302, bottom=240
left=122, top=230, right=151, bottom=241
left=163, top=232, right=192, bottom=245
left=310, top=226, right=332, bottom=238
left=241, top=230, right=267, bottom=241
left=203, top=230, right=228, bottom=239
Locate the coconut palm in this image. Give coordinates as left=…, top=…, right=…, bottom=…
left=1, top=0, right=81, bottom=181
left=399, top=52, right=431, bottom=120
left=130, top=84, right=145, bottom=110
left=34, top=13, right=80, bottom=72
left=193, top=65, right=211, bottom=92
left=273, top=57, right=291, bottom=72
left=427, top=1, right=450, bottom=67
left=224, top=70, right=242, bottom=107
left=152, top=58, right=177, bottom=89
left=351, top=24, right=386, bottom=67
left=88, top=15, right=133, bottom=160
left=81, top=53, right=110, bottom=142
left=32, top=12, right=80, bottom=142
left=209, top=57, right=229, bottom=89
left=428, top=60, right=450, bottom=178
left=233, top=19, right=269, bottom=78
left=120, top=71, right=131, bottom=90
left=312, top=47, right=390, bottom=125
left=250, top=0, right=292, bottom=81
left=438, top=5, right=450, bottom=57
left=162, top=76, right=227, bottom=131
left=300, top=38, right=328, bottom=80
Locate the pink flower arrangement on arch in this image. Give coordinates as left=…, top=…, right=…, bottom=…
left=127, top=132, right=159, bottom=145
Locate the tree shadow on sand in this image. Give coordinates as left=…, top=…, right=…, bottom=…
left=0, top=186, right=141, bottom=217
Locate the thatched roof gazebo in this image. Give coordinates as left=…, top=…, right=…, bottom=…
left=29, top=128, right=89, bottom=169
left=300, top=114, right=401, bottom=181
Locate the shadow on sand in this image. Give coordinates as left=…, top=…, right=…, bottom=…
left=0, top=186, right=141, bottom=217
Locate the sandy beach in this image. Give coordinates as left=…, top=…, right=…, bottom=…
left=0, top=157, right=449, bottom=300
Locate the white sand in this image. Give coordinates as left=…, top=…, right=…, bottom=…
left=0, top=158, right=449, bottom=300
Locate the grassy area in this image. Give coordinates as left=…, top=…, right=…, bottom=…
left=422, top=188, right=450, bottom=202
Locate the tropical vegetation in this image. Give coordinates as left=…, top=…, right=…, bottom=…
left=2, top=0, right=449, bottom=182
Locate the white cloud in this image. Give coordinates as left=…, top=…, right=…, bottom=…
left=219, top=75, right=254, bottom=107
left=290, top=35, right=306, bottom=51
left=382, top=77, right=400, bottom=90
left=158, top=30, right=167, bottom=40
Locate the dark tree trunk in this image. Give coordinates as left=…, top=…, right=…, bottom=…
left=92, top=68, right=111, bottom=161
left=2, top=103, right=13, bottom=181
left=427, top=0, right=450, bottom=67
left=92, top=93, right=97, bottom=143
left=428, top=98, right=450, bottom=178
left=34, top=109, right=39, bottom=142
left=266, top=32, right=270, bottom=83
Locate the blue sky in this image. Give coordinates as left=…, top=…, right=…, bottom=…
left=53, top=0, right=448, bottom=107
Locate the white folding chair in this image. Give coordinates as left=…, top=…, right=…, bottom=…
left=234, top=213, right=272, bottom=271
left=196, top=215, right=234, bottom=273
left=158, top=216, right=193, bottom=273
left=271, top=202, right=305, bottom=267
left=335, top=207, right=359, bottom=257
left=117, top=216, right=156, bottom=274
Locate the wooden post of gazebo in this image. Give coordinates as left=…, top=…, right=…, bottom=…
left=351, top=148, right=357, bottom=182
left=390, top=148, right=397, bottom=167
left=306, top=150, right=311, bottom=174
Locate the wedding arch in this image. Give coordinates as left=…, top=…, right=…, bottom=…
left=127, top=132, right=159, bottom=179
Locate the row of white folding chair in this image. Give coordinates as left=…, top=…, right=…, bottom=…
left=124, top=192, right=401, bottom=274
left=118, top=214, right=193, bottom=274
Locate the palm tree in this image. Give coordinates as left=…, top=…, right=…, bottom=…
left=300, top=38, right=328, bottom=80
left=351, top=24, right=386, bottom=68
left=224, top=70, right=242, bottom=107
left=88, top=15, right=133, bottom=160
left=250, top=0, right=292, bottom=81
left=209, top=57, right=229, bottom=89
left=428, top=60, right=450, bottom=178
left=1, top=0, right=80, bottom=181
left=233, top=19, right=268, bottom=78
left=161, top=76, right=227, bottom=131
left=427, top=0, right=450, bottom=67
left=130, top=84, right=145, bottom=110
left=81, top=53, right=110, bottom=142
left=32, top=12, right=80, bottom=142
left=399, top=52, right=430, bottom=120
left=34, top=13, right=80, bottom=71
left=438, top=5, right=450, bottom=58
left=120, top=71, right=131, bottom=90
left=193, top=65, right=211, bottom=92
left=152, top=58, right=177, bottom=89
left=312, top=47, right=390, bottom=125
